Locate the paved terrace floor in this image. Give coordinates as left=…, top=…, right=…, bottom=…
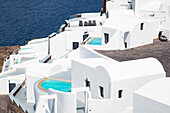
left=96, top=39, right=170, bottom=77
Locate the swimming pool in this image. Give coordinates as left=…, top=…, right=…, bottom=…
left=21, top=48, right=32, bottom=50
left=38, top=78, right=71, bottom=92
left=88, top=37, right=102, bottom=45
left=0, top=76, right=8, bottom=79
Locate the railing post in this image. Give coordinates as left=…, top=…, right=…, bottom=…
left=48, top=36, right=51, bottom=55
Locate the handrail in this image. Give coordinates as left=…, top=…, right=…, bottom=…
left=8, top=80, right=28, bottom=113
left=59, top=50, right=73, bottom=59
left=39, top=54, right=51, bottom=63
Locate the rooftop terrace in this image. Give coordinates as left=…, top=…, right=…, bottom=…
left=96, top=39, right=170, bottom=77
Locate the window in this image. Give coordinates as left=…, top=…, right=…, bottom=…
left=9, top=83, right=16, bottom=93
left=104, top=33, right=109, bottom=44
left=73, top=42, right=79, bottom=50
left=99, top=86, right=104, bottom=98
left=85, top=78, right=90, bottom=89
left=118, top=90, right=123, bottom=98
left=140, top=23, right=144, bottom=30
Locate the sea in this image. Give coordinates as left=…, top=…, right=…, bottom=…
left=0, top=0, right=102, bottom=46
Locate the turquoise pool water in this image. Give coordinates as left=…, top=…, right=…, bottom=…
left=0, top=76, right=7, bottom=79
left=89, top=38, right=102, bottom=45
left=21, top=48, right=32, bottom=50
left=41, top=79, right=71, bottom=92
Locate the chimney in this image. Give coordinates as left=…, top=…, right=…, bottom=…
left=101, top=0, right=107, bottom=16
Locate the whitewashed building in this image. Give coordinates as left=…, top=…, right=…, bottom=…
left=134, top=0, right=170, bottom=17
left=72, top=57, right=165, bottom=113
left=134, top=78, right=170, bottom=113
left=102, top=15, right=159, bottom=49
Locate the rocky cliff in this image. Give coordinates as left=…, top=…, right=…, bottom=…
left=0, top=46, right=20, bottom=72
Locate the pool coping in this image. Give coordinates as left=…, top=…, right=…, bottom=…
left=37, top=78, right=71, bottom=92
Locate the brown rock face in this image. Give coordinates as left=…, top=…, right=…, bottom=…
left=0, top=95, right=24, bottom=113
left=0, top=46, right=20, bottom=72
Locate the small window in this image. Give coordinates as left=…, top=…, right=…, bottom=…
left=140, top=23, right=144, bottom=30
left=85, top=78, right=90, bottom=89
left=9, top=83, right=16, bottom=93
left=104, top=33, right=109, bottom=44
left=73, top=42, right=79, bottom=50
left=118, top=90, right=123, bottom=98
left=99, top=86, right=104, bottom=98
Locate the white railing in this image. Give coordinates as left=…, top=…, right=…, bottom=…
left=8, top=80, right=31, bottom=113
left=72, top=87, right=91, bottom=113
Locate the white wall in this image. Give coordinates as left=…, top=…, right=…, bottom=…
left=134, top=93, right=170, bottom=113
left=34, top=79, right=48, bottom=108
left=130, top=21, right=159, bottom=48
left=110, top=74, right=164, bottom=113
left=88, top=99, right=114, bottom=113
left=107, top=0, right=129, bottom=10
left=102, top=27, right=117, bottom=45
left=103, top=30, right=123, bottom=50
left=135, top=0, right=170, bottom=16
left=72, top=61, right=111, bottom=99
left=65, top=26, right=102, bottom=37
left=50, top=31, right=84, bottom=59
left=65, top=31, right=84, bottom=50
left=79, top=46, right=108, bottom=59
left=49, top=90, right=76, bottom=113
left=0, top=79, right=9, bottom=94
left=50, top=32, right=66, bottom=59
left=162, top=28, right=170, bottom=40
left=26, top=70, right=43, bottom=103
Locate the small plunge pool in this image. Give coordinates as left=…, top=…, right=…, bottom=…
left=38, top=78, right=71, bottom=92
left=88, top=37, right=102, bottom=45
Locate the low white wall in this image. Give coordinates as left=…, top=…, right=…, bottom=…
left=50, top=32, right=66, bottom=59
left=0, top=74, right=25, bottom=95
left=0, top=79, right=9, bottom=94
left=34, top=78, right=48, bottom=108
left=134, top=93, right=170, bottom=113
left=49, top=90, right=76, bottom=113
left=88, top=99, right=114, bottom=113
left=26, top=71, right=43, bottom=103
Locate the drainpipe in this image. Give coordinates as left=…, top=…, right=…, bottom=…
left=48, top=36, right=51, bottom=55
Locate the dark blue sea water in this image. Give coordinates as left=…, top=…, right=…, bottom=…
left=0, top=0, right=102, bottom=46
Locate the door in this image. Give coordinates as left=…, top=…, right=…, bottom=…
left=104, top=33, right=109, bottom=44
left=124, top=32, right=129, bottom=48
